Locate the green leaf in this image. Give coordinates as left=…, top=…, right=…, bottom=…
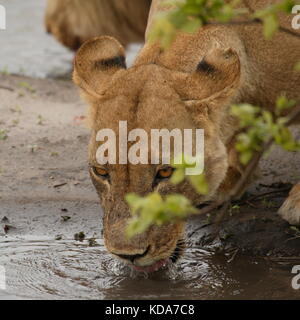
left=0, top=129, right=8, bottom=141
left=189, top=174, right=209, bottom=194
left=171, top=168, right=186, bottom=184
left=276, top=0, right=296, bottom=13
left=125, top=191, right=198, bottom=238
left=263, top=14, right=279, bottom=39
left=180, top=18, right=202, bottom=33
left=125, top=193, right=144, bottom=215
left=276, top=95, right=296, bottom=115
left=164, top=194, right=198, bottom=218
left=239, top=150, right=253, bottom=165
left=295, top=62, right=300, bottom=72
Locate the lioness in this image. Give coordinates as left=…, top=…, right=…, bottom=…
left=73, top=0, right=300, bottom=272
left=45, top=0, right=151, bottom=49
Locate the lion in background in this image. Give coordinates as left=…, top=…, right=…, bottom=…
left=45, top=0, right=152, bottom=50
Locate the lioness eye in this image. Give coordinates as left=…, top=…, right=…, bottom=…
left=92, top=167, right=109, bottom=178
left=156, top=167, right=174, bottom=180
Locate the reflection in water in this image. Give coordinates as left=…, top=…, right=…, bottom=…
left=0, top=239, right=298, bottom=300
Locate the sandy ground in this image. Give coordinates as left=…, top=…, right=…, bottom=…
left=0, top=74, right=103, bottom=243
left=0, top=74, right=95, bottom=202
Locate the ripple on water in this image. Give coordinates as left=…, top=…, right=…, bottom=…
left=0, top=240, right=298, bottom=300
left=0, top=240, right=219, bottom=299
left=1, top=240, right=131, bottom=299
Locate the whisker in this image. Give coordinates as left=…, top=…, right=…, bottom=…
left=170, top=239, right=186, bottom=263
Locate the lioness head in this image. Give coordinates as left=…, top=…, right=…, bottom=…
left=73, top=35, right=241, bottom=272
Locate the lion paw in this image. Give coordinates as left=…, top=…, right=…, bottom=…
left=278, top=183, right=300, bottom=226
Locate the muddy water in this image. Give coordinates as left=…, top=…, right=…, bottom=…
left=1, top=239, right=299, bottom=300
left=0, top=201, right=299, bottom=300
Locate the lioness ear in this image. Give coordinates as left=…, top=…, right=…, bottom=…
left=181, top=46, right=241, bottom=126
left=174, top=46, right=241, bottom=101
left=73, top=36, right=126, bottom=98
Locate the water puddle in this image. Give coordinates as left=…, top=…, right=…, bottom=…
left=1, top=237, right=298, bottom=300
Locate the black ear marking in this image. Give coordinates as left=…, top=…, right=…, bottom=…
left=95, top=56, right=126, bottom=69
left=196, top=59, right=215, bottom=73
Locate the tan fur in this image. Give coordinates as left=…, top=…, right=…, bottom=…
left=279, top=182, right=300, bottom=225
left=45, top=0, right=151, bottom=50
left=73, top=0, right=300, bottom=268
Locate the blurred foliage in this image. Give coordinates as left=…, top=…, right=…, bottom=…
left=0, top=129, right=8, bottom=141
left=171, top=155, right=208, bottom=194
left=149, top=0, right=298, bottom=47
left=253, top=0, right=297, bottom=38
left=149, top=0, right=245, bottom=47
left=126, top=192, right=197, bottom=237
left=231, top=96, right=300, bottom=165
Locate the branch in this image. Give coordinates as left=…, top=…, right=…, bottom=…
left=191, top=104, right=300, bottom=221
left=209, top=18, right=300, bottom=39
left=0, top=85, right=14, bottom=92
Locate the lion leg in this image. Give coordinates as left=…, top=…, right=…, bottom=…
left=278, top=182, right=300, bottom=226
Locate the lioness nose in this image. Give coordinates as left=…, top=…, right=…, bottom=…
left=114, top=246, right=150, bottom=263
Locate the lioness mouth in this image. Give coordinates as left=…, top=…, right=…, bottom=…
left=132, top=259, right=169, bottom=273
left=131, top=239, right=185, bottom=273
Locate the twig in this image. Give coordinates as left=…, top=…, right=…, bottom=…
left=0, top=85, right=14, bottom=92
left=209, top=18, right=300, bottom=39
left=227, top=248, right=239, bottom=263
left=193, top=201, right=224, bottom=216
left=259, top=182, right=292, bottom=189
left=241, top=187, right=291, bottom=204
left=230, top=104, right=300, bottom=199
left=285, top=235, right=300, bottom=243
left=285, top=104, right=300, bottom=126
left=245, top=200, right=259, bottom=208
left=192, top=104, right=300, bottom=220
left=53, top=182, right=67, bottom=188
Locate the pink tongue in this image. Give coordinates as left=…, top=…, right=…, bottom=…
left=132, top=259, right=168, bottom=273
